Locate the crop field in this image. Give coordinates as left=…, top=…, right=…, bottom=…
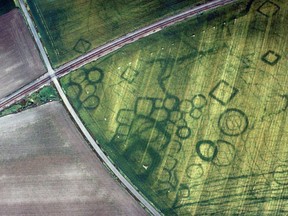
left=0, top=0, right=15, bottom=15
left=0, top=102, right=146, bottom=215
left=27, top=0, right=211, bottom=67
left=61, top=0, right=288, bottom=214
left=0, top=9, right=46, bottom=99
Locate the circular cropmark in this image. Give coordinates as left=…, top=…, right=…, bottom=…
left=66, top=84, right=82, bottom=99
left=87, top=67, right=104, bottom=83
left=218, top=108, right=249, bottom=136
left=176, top=126, right=191, bottom=139
left=196, top=140, right=218, bottom=162
left=82, top=95, right=100, bottom=110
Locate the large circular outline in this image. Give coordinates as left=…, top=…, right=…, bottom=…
left=211, top=139, right=236, bottom=167
left=82, top=95, right=100, bottom=110
left=186, top=163, right=204, bottom=179
left=196, top=140, right=218, bottom=162
left=218, top=108, right=249, bottom=136
left=273, top=164, right=288, bottom=185
left=86, top=67, right=104, bottom=84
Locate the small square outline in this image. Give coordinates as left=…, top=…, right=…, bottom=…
left=120, top=66, right=140, bottom=83
left=209, top=80, right=239, bottom=105
left=73, top=38, right=91, bottom=54
left=257, top=1, right=280, bottom=17
left=261, top=50, right=281, bottom=66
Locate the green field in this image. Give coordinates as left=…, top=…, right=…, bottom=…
left=0, top=85, right=60, bottom=117
left=0, top=0, right=15, bottom=15
left=26, top=0, right=212, bottom=67
left=61, top=0, right=288, bottom=214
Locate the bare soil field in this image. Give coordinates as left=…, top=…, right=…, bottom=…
left=0, top=9, right=46, bottom=99
left=0, top=101, right=146, bottom=215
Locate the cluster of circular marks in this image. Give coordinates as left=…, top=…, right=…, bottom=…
left=190, top=94, right=207, bottom=119
left=218, top=108, right=249, bottom=136
left=67, top=65, right=104, bottom=110
left=179, top=94, right=207, bottom=120
left=165, top=94, right=208, bottom=141
left=194, top=139, right=236, bottom=166
left=192, top=108, right=248, bottom=163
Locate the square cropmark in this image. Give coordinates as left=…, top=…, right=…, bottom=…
left=73, top=38, right=91, bottom=54
left=257, top=1, right=280, bottom=17
left=121, top=66, right=140, bottom=83
left=209, top=80, right=239, bottom=105
left=261, top=50, right=281, bottom=66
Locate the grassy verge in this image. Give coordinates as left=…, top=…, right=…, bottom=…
left=0, top=85, right=60, bottom=117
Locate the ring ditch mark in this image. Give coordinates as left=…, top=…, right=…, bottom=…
left=218, top=108, right=249, bottom=136
left=169, top=110, right=183, bottom=123
left=175, top=184, right=190, bottom=200
left=196, top=140, right=218, bottom=162
left=190, top=107, right=202, bottom=119
left=186, top=164, right=204, bottom=179
left=83, top=84, right=96, bottom=96
left=87, top=67, right=104, bottom=83
left=212, top=140, right=236, bottom=166
left=130, top=116, right=171, bottom=151
left=82, top=95, right=100, bottom=110
left=176, top=126, right=191, bottom=139
left=261, top=50, right=281, bottom=66
left=163, top=95, right=180, bottom=111
left=158, top=168, right=173, bottom=183
left=169, top=140, right=182, bottom=154
left=124, top=138, right=161, bottom=181
left=66, top=83, right=82, bottom=99
left=191, top=94, right=207, bottom=108
left=273, top=164, right=288, bottom=185
left=70, top=69, right=86, bottom=83
left=151, top=108, right=169, bottom=122
left=179, top=99, right=193, bottom=113
left=165, top=155, right=178, bottom=171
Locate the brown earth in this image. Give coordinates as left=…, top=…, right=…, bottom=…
left=0, top=9, right=46, bottom=99
left=0, top=101, right=147, bottom=216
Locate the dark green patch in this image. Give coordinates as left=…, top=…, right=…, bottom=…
left=0, top=85, right=60, bottom=117
left=0, top=0, right=15, bottom=15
